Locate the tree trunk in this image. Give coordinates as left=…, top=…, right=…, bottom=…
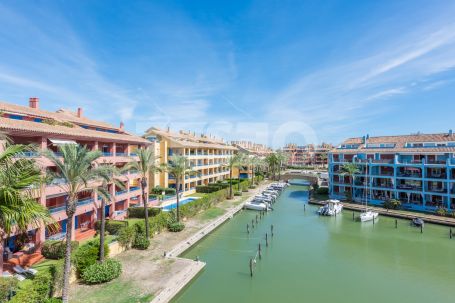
left=176, top=178, right=180, bottom=222
left=229, top=170, right=233, bottom=199
left=0, top=238, right=4, bottom=276
left=350, top=176, right=354, bottom=202
left=99, top=198, right=106, bottom=263
left=62, top=213, right=74, bottom=303
left=238, top=174, right=240, bottom=191
left=251, top=165, right=255, bottom=186
left=141, top=177, right=150, bottom=239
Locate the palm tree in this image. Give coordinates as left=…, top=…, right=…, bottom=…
left=95, top=165, right=125, bottom=263
left=275, top=150, right=288, bottom=180
left=340, top=163, right=360, bottom=201
left=265, top=153, right=278, bottom=180
left=248, top=156, right=259, bottom=187
left=319, top=153, right=328, bottom=168
left=0, top=140, right=53, bottom=276
left=126, top=147, right=160, bottom=240
left=163, top=155, right=194, bottom=222
left=225, top=154, right=241, bottom=199
left=43, top=144, right=113, bottom=303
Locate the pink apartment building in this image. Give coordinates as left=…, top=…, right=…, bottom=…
left=0, top=98, right=149, bottom=259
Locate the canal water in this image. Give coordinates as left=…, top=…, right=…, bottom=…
left=172, top=186, right=454, bottom=303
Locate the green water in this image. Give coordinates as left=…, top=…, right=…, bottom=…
left=173, top=186, right=454, bottom=303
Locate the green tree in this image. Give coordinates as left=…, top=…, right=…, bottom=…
left=163, top=155, right=194, bottom=222
left=275, top=150, right=288, bottom=180
left=0, top=139, right=53, bottom=276
left=225, top=154, right=242, bottom=199
left=126, top=147, right=161, bottom=240
left=43, top=144, right=113, bottom=303
left=265, top=153, right=278, bottom=180
left=340, top=163, right=360, bottom=201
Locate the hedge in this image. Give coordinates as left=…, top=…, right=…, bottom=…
left=195, top=185, right=219, bottom=193
left=73, top=239, right=109, bottom=276
left=41, top=240, right=79, bottom=260
left=81, top=259, right=122, bottom=284
left=150, top=186, right=176, bottom=195
left=0, top=278, right=17, bottom=302
left=95, top=220, right=127, bottom=235
left=168, top=222, right=185, bottom=232
left=316, top=187, right=329, bottom=195
left=127, top=207, right=161, bottom=218
left=10, top=271, right=52, bottom=303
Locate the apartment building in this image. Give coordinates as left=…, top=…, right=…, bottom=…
left=0, top=98, right=149, bottom=251
left=145, top=127, right=237, bottom=195
left=283, top=143, right=332, bottom=167
left=329, top=132, right=455, bottom=213
left=231, top=141, right=272, bottom=179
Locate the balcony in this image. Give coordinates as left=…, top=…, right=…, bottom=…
left=77, top=197, right=93, bottom=207
left=426, top=173, right=447, bottom=179
left=426, top=187, right=447, bottom=194
left=115, top=190, right=128, bottom=196
left=101, top=152, right=113, bottom=157
left=397, top=172, right=422, bottom=178
left=115, top=152, right=128, bottom=157
left=15, top=151, right=40, bottom=158
left=372, top=184, right=394, bottom=189
left=397, top=184, right=422, bottom=191
left=129, top=186, right=140, bottom=192
left=49, top=205, right=66, bottom=214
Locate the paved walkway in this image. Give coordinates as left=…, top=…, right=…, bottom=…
left=309, top=198, right=455, bottom=226
left=151, top=182, right=271, bottom=303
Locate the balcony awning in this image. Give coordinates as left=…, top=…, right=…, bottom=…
left=49, top=138, right=78, bottom=145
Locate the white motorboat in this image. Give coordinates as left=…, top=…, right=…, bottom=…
left=244, top=200, right=268, bottom=211
left=360, top=210, right=379, bottom=222
left=318, top=199, right=343, bottom=216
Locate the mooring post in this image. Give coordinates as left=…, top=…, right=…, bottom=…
left=265, top=232, right=269, bottom=247
left=249, top=258, right=253, bottom=277
left=395, top=219, right=398, bottom=229
left=373, top=216, right=375, bottom=225
left=252, top=219, right=254, bottom=228
left=304, top=204, right=306, bottom=212
left=256, top=214, right=258, bottom=224
left=450, top=228, right=453, bottom=239
left=271, top=224, right=274, bottom=237
left=247, top=224, right=250, bottom=234
left=353, top=212, right=355, bottom=221
left=258, top=243, right=262, bottom=260
left=420, top=225, right=423, bottom=234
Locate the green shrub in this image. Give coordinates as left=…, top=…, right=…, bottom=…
left=73, top=239, right=109, bottom=276
left=44, top=298, right=63, bottom=303
left=132, top=233, right=150, bottom=250
left=10, top=271, right=52, bottom=303
left=150, top=186, right=176, bottom=195
left=383, top=199, right=401, bottom=210
left=316, top=187, right=329, bottom=195
left=117, top=225, right=136, bottom=249
left=81, top=259, right=122, bottom=284
left=49, top=260, right=64, bottom=297
left=41, top=240, right=79, bottom=260
left=0, top=278, right=17, bottom=302
left=127, top=207, right=161, bottom=218
left=195, top=185, right=219, bottom=193
left=95, top=220, right=127, bottom=235
left=168, top=222, right=185, bottom=232
left=436, top=207, right=448, bottom=217
left=234, top=191, right=242, bottom=196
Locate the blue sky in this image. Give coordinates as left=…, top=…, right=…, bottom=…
left=1, top=0, right=455, bottom=147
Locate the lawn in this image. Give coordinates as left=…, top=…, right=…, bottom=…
left=188, top=192, right=207, bottom=198
left=71, top=279, right=153, bottom=303
left=196, top=207, right=226, bottom=221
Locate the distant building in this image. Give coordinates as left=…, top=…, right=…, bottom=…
left=231, top=141, right=272, bottom=179
left=283, top=143, right=332, bottom=167
left=329, top=132, right=455, bottom=214
left=145, top=127, right=237, bottom=195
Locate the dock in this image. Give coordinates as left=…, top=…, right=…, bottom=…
left=309, top=199, right=455, bottom=227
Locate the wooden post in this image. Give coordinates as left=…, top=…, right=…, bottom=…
left=265, top=232, right=268, bottom=247
left=352, top=212, right=355, bottom=221
left=372, top=216, right=375, bottom=225
left=258, top=243, right=262, bottom=260
left=395, top=219, right=397, bottom=229
left=256, top=214, right=258, bottom=224
left=420, top=225, right=423, bottom=234
left=249, top=258, right=253, bottom=277
left=450, top=228, right=452, bottom=239
left=271, top=224, right=274, bottom=237
left=252, top=219, right=254, bottom=228
left=247, top=224, right=249, bottom=234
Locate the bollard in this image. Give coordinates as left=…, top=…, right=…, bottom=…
left=420, top=225, right=423, bottom=234
left=271, top=224, right=274, bottom=237
left=258, top=243, right=262, bottom=260
left=249, top=258, right=253, bottom=277
left=395, top=219, right=397, bottom=229
left=450, top=228, right=453, bottom=239
left=247, top=224, right=250, bottom=234
left=266, top=232, right=269, bottom=247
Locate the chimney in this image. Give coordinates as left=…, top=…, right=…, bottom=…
left=29, top=97, right=39, bottom=109
left=119, top=121, right=124, bottom=130
left=77, top=107, right=83, bottom=118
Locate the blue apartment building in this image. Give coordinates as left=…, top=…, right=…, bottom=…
left=328, top=132, right=455, bottom=213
